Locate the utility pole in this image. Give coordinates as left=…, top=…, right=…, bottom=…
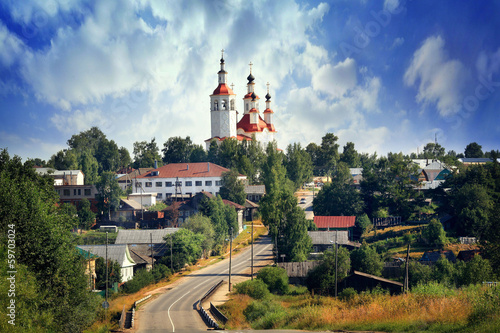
left=150, top=233, right=154, bottom=270
left=405, top=243, right=410, bottom=293
left=335, top=230, right=338, bottom=298
left=170, top=235, right=173, bottom=272
left=105, top=232, right=109, bottom=320
left=251, top=221, right=254, bottom=280
left=229, top=227, right=233, bottom=291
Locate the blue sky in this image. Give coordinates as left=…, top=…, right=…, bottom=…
left=1, top=0, right=499, bottom=162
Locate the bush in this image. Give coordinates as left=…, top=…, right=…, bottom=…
left=339, top=287, right=357, bottom=301
left=122, top=269, right=154, bottom=294
left=243, top=299, right=285, bottom=326
left=234, top=279, right=270, bottom=300
left=151, top=264, right=172, bottom=282
left=257, top=266, right=289, bottom=294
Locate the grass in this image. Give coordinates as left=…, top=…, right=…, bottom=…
left=74, top=229, right=118, bottom=245
left=221, top=284, right=500, bottom=332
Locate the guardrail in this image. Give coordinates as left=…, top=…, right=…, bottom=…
left=210, top=302, right=228, bottom=325
left=130, top=294, right=152, bottom=328
left=119, top=305, right=126, bottom=329
left=198, top=280, right=225, bottom=330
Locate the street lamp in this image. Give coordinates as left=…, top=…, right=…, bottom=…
left=247, top=223, right=254, bottom=280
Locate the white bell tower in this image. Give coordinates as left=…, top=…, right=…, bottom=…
left=210, top=50, right=237, bottom=139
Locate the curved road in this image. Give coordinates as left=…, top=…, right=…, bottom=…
left=136, top=235, right=274, bottom=332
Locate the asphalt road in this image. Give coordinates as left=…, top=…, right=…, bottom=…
left=136, top=235, right=274, bottom=333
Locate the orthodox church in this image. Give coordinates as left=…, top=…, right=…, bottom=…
left=205, top=51, right=276, bottom=149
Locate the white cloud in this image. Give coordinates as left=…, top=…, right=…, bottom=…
left=404, top=35, right=467, bottom=117
left=50, top=108, right=105, bottom=134
left=312, top=58, right=357, bottom=99
left=390, top=37, right=404, bottom=49
left=384, top=0, right=400, bottom=12
left=0, top=22, right=25, bottom=67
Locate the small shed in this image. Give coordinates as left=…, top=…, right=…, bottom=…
left=77, top=244, right=136, bottom=282
left=342, top=270, right=403, bottom=295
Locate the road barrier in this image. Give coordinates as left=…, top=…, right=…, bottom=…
left=198, top=280, right=225, bottom=329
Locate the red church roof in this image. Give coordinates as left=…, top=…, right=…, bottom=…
left=244, top=92, right=260, bottom=99
left=314, top=216, right=356, bottom=229
left=205, top=135, right=253, bottom=143
left=212, top=83, right=235, bottom=96
left=237, top=114, right=276, bottom=133
left=135, top=162, right=231, bottom=179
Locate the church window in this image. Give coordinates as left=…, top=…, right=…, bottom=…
left=222, top=99, right=227, bottom=110
left=230, top=100, right=235, bottom=110
left=256, top=102, right=259, bottom=110
left=246, top=103, right=249, bottom=111
left=214, top=100, right=218, bottom=110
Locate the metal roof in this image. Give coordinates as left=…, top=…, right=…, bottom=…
left=308, top=231, right=349, bottom=245
left=77, top=244, right=135, bottom=267
left=314, top=216, right=356, bottom=229
left=115, top=228, right=179, bottom=244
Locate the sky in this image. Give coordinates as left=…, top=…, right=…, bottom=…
left=1, top=0, right=499, bottom=162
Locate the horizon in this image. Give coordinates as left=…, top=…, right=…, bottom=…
left=1, top=1, right=499, bottom=162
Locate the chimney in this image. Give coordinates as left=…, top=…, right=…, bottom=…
left=154, top=160, right=158, bottom=169
left=187, top=164, right=189, bottom=170
left=207, top=162, right=210, bottom=172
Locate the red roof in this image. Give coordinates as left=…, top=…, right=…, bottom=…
left=237, top=114, right=276, bottom=133
left=313, top=216, right=356, bottom=229
left=135, top=162, right=230, bottom=179
left=263, top=108, right=274, bottom=114
left=212, top=83, right=235, bottom=96
left=244, top=92, right=260, bottom=99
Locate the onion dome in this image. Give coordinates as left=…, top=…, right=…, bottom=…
left=251, top=92, right=256, bottom=100
left=247, top=73, right=255, bottom=83
left=265, top=92, right=271, bottom=101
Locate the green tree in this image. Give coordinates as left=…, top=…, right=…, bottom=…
left=219, top=169, right=247, bottom=205
left=464, top=142, right=483, bottom=158
left=207, top=139, right=221, bottom=165
left=78, top=148, right=99, bottom=185
left=162, top=229, right=204, bottom=271
left=350, top=243, right=383, bottom=276
left=96, top=171, right=123, bottom=220
left=306, top=142, right=321, bottom=174
left=340, top=141, right=360, bottom=167
left=182, top=213, right=215, bottom=258
left=285, top=143, right=313, bottom=189
left=306, top=247, right=351, bottom=293
left=78, top=198, right=95, bottom=230
left=318, top=133, right=339, bottom=176
left=133, top=138, right=162, bottom=169
left=219, top=138, right=239, bottom=169
left=354, top=214, right=372, bottom=237
left=95, top=138, right=120, bottom=173
left=256, top=266, right=289, bottom=294
left=459, top=255, right=495, bottom=286
left=162, top=136, right=197, bottom=164
left=118, top=146, right=132, bottom=168
left=422, top=218, right=447, bottom=247
left=95, top=257, right=122, bottom=290
left=421, top=142, right=446, bottom=159
left=0, top=149, right=100, bottom=332
left=59, top=202, right=78, bottom=230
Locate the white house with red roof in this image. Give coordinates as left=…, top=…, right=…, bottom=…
left=313, top=216, right=356, bottom=240
left=206, top=51, right=276, bottom=148
left=131, top=162, right=247, bottom=201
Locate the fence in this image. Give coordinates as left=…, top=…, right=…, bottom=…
left=198, top=280, right=224, bottom=330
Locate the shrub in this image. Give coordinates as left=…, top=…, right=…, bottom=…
left=122, top=269, right=154, bottom=294
left=234, top=279, right=270, bottom=300
left=151, top=264, right=172, bottom=282
left=243, top=299, right=286, bottom=327
left=257, top=266, right=289, bottom=294
left=339, top=287, right=357, bottom=301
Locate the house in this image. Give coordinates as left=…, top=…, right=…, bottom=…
left=115, top=228, right=178, bottom=266
left=116, top=167, right=154, bottom=192
left=77, top=247, right=98, bottom=290
left=458, top=158, right=495, bottom=166
left=163, top=191, right=245, bottom=232
left=308, top=230, right=350, bottom=253
left=419, top=250, right=456, bottom=264
left=457, top=249, right=480, bottom=262
left=313, top=216, right=356, bottom=240
left=35, top=167, right=85, bottom=185
left=342, top=271, right=403, bottom=295
left=415, top=161, right=451, bottom=190
left=35, top=167, right=99, bottom=212
left=77, top=244, right=136, bottom=282
left=245, top=185, right=266, bottom=203
left=132, top=162, right=246, bottom=201
left=349, top=168, right=363, bottom=188
left=244, top=199, right=259, bottom=222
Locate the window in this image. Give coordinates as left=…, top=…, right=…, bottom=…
left=74, top=189, right=77, bottom=196
left=157, top=193, right=163, bottom=199
left=166, top=193, right=172, bottom=198
left=214, top=100, right=219, bottom=110
left=195, top=181, right=202, bottom=186
left=176, top=181, right=182, bottom=187
left=145, top=182, right=152, bottom=187
left=215, top=180, right=222, bottom=186
left=222, top=99, right=227, bottom=110
left=63, top=189, right=70, bottom=196
left=165, top=182, right=173, bottom=187
left=84, top=189, right=91, bottom=196
left=230, top=99, right=235, bottom=110
left=156, top=182, right=162, bottom=187
left=205, top=181, right=212, bottom=186
left=185, top=181, right=192, bottom=186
